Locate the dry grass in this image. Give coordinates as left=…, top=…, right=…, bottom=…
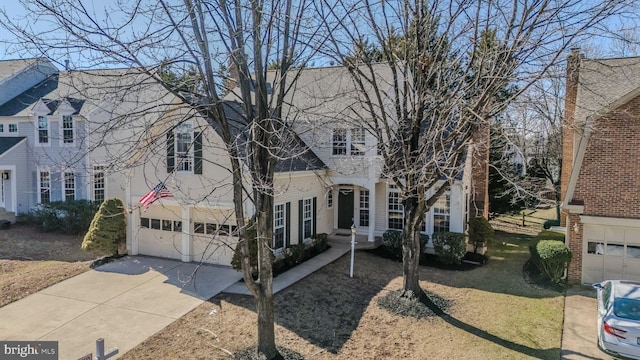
left=0, top=223, right=108, bottom=307
left=121, top=226, right=564, bottom=360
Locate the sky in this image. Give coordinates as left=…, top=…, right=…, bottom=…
left=1, top=0, right=639, bottom=67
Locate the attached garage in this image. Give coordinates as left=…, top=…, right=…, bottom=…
left=581, top=217, right=640, bottom=284
left=131, top=204, right=238, bottom=267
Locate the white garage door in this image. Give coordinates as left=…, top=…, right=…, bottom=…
left=583, top=224, right=640, bottom=284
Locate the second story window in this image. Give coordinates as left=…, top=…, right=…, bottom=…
left=8, top=124, right=17, bottom=133
left=332, top=129, right=347, bottom=155
left=167, top=124, right=202, bottom=174
left=176, top=124, right=193, bottom=172
left=62, top=115, right=74, bottom=144
left=332, top=127, right=365, bottom=156
left=351, top=128, right=365, bottom=155
left=37, top=116, right=49, bottom=144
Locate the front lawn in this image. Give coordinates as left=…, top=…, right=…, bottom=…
left=121, top=226, right=564, bottom=359
left=0, top=223, right=109, bottom=307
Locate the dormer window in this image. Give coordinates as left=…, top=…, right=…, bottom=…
left=37, top=116, right=49, bottom=144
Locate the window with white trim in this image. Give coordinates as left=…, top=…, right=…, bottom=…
left=0, top=124, right=4, bottom=133
left=332, top=129, right=347, bottom=155
left=274, top=203, right=285, bottom=252
left=37, top=116, right=49, bottom=144
left=62, top=115, right=74, bottom=144
left=388, top=184, right=403, bottom=230
left=303, top=198, right=313, bottom=240
left=359, top=190, right=369, bottom=227
left=64, top=172, right=75, bottom=201
left=176, top=123, right=193, bottom=172
left=350, top=127, right=365, bottom=155
left=332, top=127, right=366, bottom=156
left=8, top=124, right=17, bottom=133
left=39, top=171, right=50, bottom=204
left=93, top=166, right=105, bottom=203
left=327, top=190, right=333, bottom=208
left=433, top=193, right=450, bottom=233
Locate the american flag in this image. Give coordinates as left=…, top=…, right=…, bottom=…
left=139, top=182, right=173, bottom=210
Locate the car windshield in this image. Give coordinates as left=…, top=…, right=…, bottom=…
left=614, top=298, right=640, bottom=321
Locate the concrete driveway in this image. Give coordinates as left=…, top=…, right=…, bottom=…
left=561, top=285, right=606, bottom=359
left=0, top=256, right=242, bottom=359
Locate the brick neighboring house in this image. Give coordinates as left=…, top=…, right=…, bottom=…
left=561, top=49, right=640, bottom=284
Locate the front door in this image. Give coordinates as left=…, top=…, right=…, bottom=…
left=338, top=189, right=354, bottom=229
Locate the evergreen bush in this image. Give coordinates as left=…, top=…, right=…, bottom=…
left=432, top=232, right=466, bottom=264
left=381, top=230, right=428, bottom=260
left=27, top=200, right=100, bottom=234
left=468, top=216, right=493, bottom=252
left=533, top=240, right=572, bottom=283
left=81, top=198, right=126, bottom=255
left=382, top=230, right=403, bottom=260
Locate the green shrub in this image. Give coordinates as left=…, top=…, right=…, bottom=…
left=535, top=230, right=565, bottom=242
left=543, top=219, right=561, bottom=229
left=533, top=240, right=572, bottom=283
left=231, top=220, right=266, bottom=273
left=310, top=233, right=329, bottom=254
left=382, top=230, right=428, bottom=260
left=468, top=216, right=493, bottom=252
left=27, top=200, right=100, bottom=234
left=81, top=198, right=126, bottom=256
left=382, top=230, right=403, bottom=260
left=432, top=232, right=466, bottom=264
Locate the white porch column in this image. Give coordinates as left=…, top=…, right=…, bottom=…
left=368, top=182, right=376, bottom=242
left=181, top=205, right=192, bottom=262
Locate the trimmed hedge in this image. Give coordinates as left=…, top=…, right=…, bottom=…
left=535, top=230, right=565, bottom=242
left=382, top=230, right=428, bottom=260
left=26, top=200, right=101, bottom=234
left=231, top=224, right=328, bottom=277
left=532, top=240, right=572, bottom=283
left=432, top=232, right=466, bottom=264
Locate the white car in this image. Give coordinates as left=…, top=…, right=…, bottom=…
left=593, top=280, right=640, bottom=359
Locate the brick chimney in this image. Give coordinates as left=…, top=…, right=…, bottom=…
left=560, top=47, right=583, bottom=226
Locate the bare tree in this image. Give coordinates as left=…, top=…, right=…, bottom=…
left=499, top=69, right=565, bottom=218
left=317, top=0, right=632, bottom=300
left=1, top=0, right=321, bottom=358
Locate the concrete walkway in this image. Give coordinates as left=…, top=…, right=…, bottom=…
left=224, top=239, right=351, bottom=295
left=0, top=256, right=242, bottom=360
left=561, top=285, right=603, bottom=359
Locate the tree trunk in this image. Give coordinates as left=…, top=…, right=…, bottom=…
left=256, top=288, right=279, bottom=359
left=255, top=211, right=279, bottom=359
left=401, top=198, right=423, bottom=299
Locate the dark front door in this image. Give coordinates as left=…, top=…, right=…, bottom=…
left=338, top=190, right=354, bottom=229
